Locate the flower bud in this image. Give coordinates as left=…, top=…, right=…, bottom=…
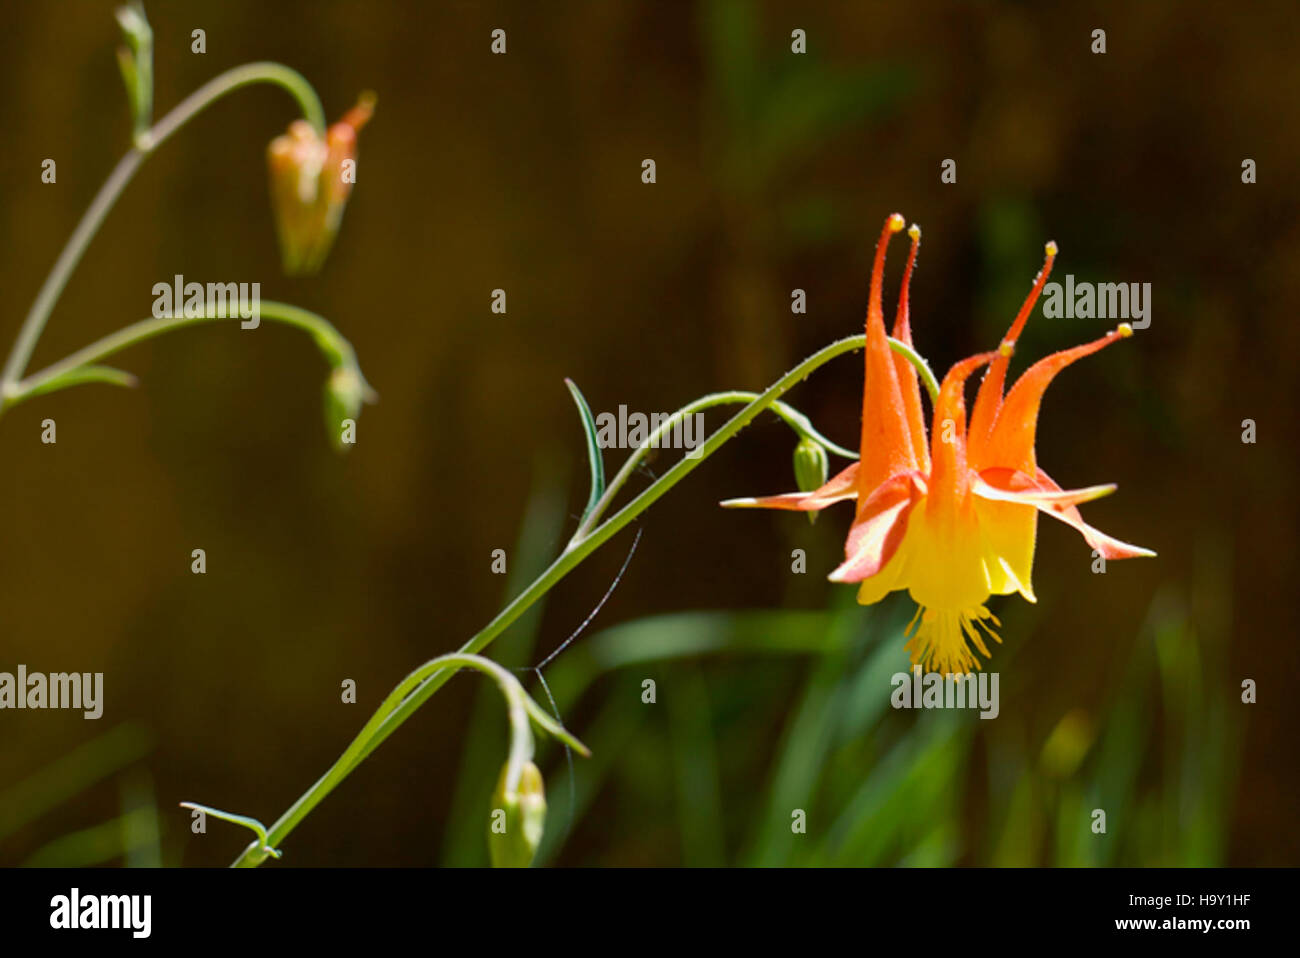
left=487, top=760, right=547, bottom=868
left=115, top=2, right=153, bottom=141
left=267, top=93, right=375, bottom=275
left=322, top=363, right=375, bottom=451
left=792, top=438, right=828, bottom=524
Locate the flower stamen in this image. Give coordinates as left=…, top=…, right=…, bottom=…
left=903, top=605, right=1003, bottom=674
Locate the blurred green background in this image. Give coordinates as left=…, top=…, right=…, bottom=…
left=0, top=0, right=1294, bottom=867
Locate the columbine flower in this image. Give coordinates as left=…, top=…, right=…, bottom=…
left=723, top=213, right=1154, bottom=673
left=267, top=93, right=375, bottom=275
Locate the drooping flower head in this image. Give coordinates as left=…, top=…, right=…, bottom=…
left=267, top=93, right=375, bottom=275
left=724, top=214, right=1154, bottom=673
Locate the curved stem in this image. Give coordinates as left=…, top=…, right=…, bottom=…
left=888, top=336, right=941, bottom=404
left=145, top=62, right=324, bottom=149
left=231, top=332, right=871, bottom=867
left=231, top=653, right=586, bottom=868
left=569, top=335, right=936, bottom=544
left=2, top=301, right=356, bottom=412
left=2, top=63, right=324, bottom=394
left=569, top=392, right=853, bottom=545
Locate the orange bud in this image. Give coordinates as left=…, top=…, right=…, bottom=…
left=267, top=93, right=375, bottom=275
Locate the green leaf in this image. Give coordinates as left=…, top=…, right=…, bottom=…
left=22, top=365, right=138, bottom=399
left=564, top=378, right=605, bottom=525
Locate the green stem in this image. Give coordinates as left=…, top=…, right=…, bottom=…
left=569, top=392, right=850, bottom=546
left=231, top=332, right=873, bottom=867
left=1, top=63, right=324, bottom=397
left=1, top=302, right=357, bottom=413
left=888, top=336, right=941, bottom=405
left=231, top=654, right=587, bottom=868
left=570, top=336, right=936, bottom=544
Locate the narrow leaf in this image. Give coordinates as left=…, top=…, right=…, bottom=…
left=564, top=378, right=605, bottom=524
left=178, top=802, right=280, bottom=858
left=25, top=365, right=138, bottom=399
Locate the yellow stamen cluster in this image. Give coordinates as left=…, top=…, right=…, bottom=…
left=903, top=605, right=1003, bottom=674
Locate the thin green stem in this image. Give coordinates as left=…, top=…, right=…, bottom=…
left=1, top=63, right=324, bottom=395
left=569, top=392, right=852, bottom=546
left=569, top=335, right=936, bottom=544
left=2, top=302, right=356, bottom=413
left=231, top=653, right=587, bottom=868
left=889, top=336, right=941, bottom=404
left=178, top=804, right=281, bottom=862
left=144, top=62, right=324, bottom=149
left=231, top=332, right=872, bottom=867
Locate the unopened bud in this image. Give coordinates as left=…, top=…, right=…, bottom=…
left=488, top=760, right=547, bottom=868
left=322, top=363, right=375, bottom=451
left=793, top=438, right=828, bottom=524
left=268, top=93, right=375, bottom=275
left=114, top=2, right=153, bottom=141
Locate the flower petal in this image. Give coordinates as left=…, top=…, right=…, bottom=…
left=974, top=467, right=1117, bottom=508
left=857, top=214, right=920, bottom=502
left=721, top=462, right=859, bottom=511
left=891, top=224, right=931, bottom=473
left=984, top=325, right=1133, bottom=474
left=968, top=242, right=1057, bottom=469
left=829, top=471, right=923, bottom=583
left=974, top=496, right=1037, bottom=602
left=927, top=351, right=998, bottom=508
left=974, top=467, right=1155, bottom=559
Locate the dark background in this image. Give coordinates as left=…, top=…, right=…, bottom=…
left=0, top=0, right=1295, bottom=867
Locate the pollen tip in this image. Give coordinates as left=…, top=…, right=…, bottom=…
left=1045, top=240, right=1059, bottom=257
left=998, top=341, right=1015, bottom=358
left=1117, top=322, right=1133, bottom=338
left=887, top=213, right=905, bottom=233
left=907, top=223, right=921, bottom=241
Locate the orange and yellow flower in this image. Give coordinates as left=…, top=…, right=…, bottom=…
left=723, top=213, right=1154, bottom=673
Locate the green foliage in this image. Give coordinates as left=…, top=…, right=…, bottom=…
left=527, top=587, right=1236, bottom=866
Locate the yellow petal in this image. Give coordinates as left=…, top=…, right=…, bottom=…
left=974, top=496, right=1038, bottom=602
left=902, top=499, right=993, bottom=612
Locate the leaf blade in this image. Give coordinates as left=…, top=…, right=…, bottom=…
left=564, top=378, right=605, bottom=525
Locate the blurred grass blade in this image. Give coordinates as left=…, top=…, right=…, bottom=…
left=120, top=770, right=161, bottom=868
left=744, top=652, right=847, bottom=866
left=820, top=718, right=966, bottom=866
left=22, top=807, right=159, bottom=868
left=667, top=666, right=725, bottom=866
left=564, top=378, right=605, bottom=526
left=534, top=681, right=649, bottom=866
left=0, top=722, right=153, bottom=842
left=442, top=460, right=569, bottom=864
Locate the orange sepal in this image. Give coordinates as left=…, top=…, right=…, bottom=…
left=857, top=214, right=918, bottom=507
left=968, top=242, right=1057, bottom=467
left=829, top=471, right=925, bottom=583
left=720, top=463, right=859, bottom=512
left=984, top=326, right=1132, bottom=474
left=891, top=225, right=931, bottom=473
